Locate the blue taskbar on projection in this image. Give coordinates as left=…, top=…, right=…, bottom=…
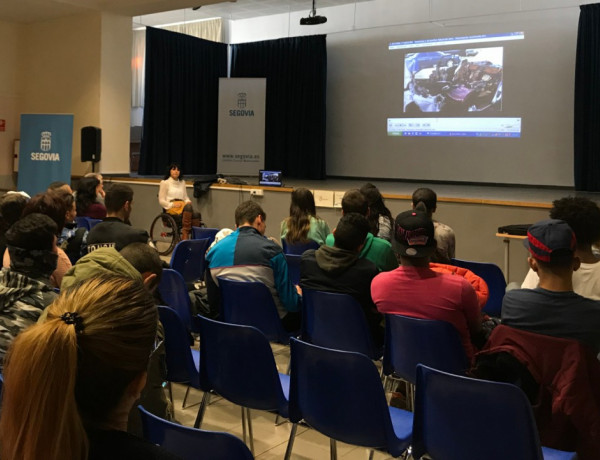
left=387, top=118, right=521, bottom=138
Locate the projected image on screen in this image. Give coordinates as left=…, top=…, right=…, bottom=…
left=403, top=47, right=503, bottom=114
left=388, top=32, right=522, bottom=138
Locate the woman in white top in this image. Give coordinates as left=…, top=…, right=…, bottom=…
left=158, top=163, right=201, bottom=239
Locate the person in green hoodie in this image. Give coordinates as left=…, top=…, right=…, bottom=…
left=325, top=189, right=398, bottom=272
left=300, top=212, right=383, bottom=347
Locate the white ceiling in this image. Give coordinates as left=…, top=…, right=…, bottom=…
left=134, top=0, right=370, bottom=28
left=0, top=0, right=368, bottom=25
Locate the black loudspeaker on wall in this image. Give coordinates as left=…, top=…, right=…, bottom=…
left=81, top=126, right=101, bottom=163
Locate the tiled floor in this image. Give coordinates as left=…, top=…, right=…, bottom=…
left=169, top=343, right=399, bottom=459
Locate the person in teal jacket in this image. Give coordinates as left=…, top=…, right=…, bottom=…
left=326, top=189, right=398, bottom=272
left=280, top=188, right=330, bottom=245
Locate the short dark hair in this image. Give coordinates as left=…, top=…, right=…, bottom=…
left=235, top=201, right=266, bottom=226
left=341, top=190, right=368, bottom=216
left=6, top=213, right=57, bottom=251
left=550, top=196, right=600, bottom=248
left=163, top=163, right=184, bottom=180
left=22, top=191, right=67, bottom=233
left=105, top=184, right=134, bottom=213
left=0, top=194, right=28, bottom=228
left=334, top=213, right=370, bottom=251
left=120, top=243, right=163, bottom=290
left=412, top=187, right=437, bottom=212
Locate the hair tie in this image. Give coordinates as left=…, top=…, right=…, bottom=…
left=60, top=312, right=84, bottom=334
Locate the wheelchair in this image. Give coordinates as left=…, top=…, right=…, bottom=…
left=149, top=212, right=181, bottom=255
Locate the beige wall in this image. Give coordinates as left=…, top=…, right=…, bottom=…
left=100, top=13, right=132, bottom=174
left=0, top=21, right=20, bottom=189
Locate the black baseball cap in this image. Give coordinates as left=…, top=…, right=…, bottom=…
left=393, top=209, right=435, bottom=258
left=523, top=219, right=576, bottom=263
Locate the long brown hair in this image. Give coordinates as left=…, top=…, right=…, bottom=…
left=0, top=275, right=157, bottom=460
left=284, top=188, right=317, bottom=243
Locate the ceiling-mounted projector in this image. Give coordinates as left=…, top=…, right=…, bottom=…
left=300, top=0, right=327, bottom=25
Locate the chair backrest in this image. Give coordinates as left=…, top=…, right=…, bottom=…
left=288, top=338, right=410, bottom=456
left=285, top=254, right=302, bottom=286
left=157, top=306, right=199, bottom=387
left=451, top=258, right=506, bottom=317
left=217, top=277, right=291, bottom=343
left=383, top=314, right=468, bottom=384
left=138, top=405, right=253, bottom=460
left=302, top=289, right=380, bottom=359
left=75, top=216, right=102, bottom=231
left=413, top=364, right=545, bottom=460
left=195, top=315, right=288, bottom=417
left=282, top=238, right=320, bottom=255
left=170, top=238, right=211, bottom=283
left=192, top=227, right=219, bottom=246
left=158, top=269, right=193, bottom=331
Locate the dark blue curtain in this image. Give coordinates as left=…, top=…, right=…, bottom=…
left=139, top=27, right=227, bottom=175
left=231, top=35, right=327, bottom=180
left=574, top=4, right=600, bottom=191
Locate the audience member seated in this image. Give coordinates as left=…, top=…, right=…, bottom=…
left=280, top=187, right=330, bottom=246
left=159, top=163, right=201, bottom=240
left=502, top=219, right=600, bottom=353
left=56, top=190, right=87, bottom=263
left=412, top=187, right=456, bottom=263
left=0, top=275, right=179, bottom=460
left=371, top=209, right=482, bottom=361
left=521, top=197, right=600, bottom=299
left=326, top=189, right=398, bottom=272
left=76, top=176, right=107, bottom=219
left=3, top=191, right=72, bottom=288
left=359, top=183, right=394, bottom=242
left=47, top=180, right=73, bottom=195
left=206, top=200, right=301, bottom=332
left=0, top=214, right=59, bottom=369
left=300, top=213, right=383, bottom=347
left=0, top=192, right=28, bottom=256
left=84, top=172, right=106, bottom=203
left=87, top=184, right=152, bottom=252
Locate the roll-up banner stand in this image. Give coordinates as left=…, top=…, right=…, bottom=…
left=18, top=114, right=74, bottom=196
left=217, top=78, right=266, bottom=176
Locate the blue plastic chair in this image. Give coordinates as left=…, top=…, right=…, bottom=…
left=284, top=338, right=412, bottom=460
left=383, top=314, right=469, bottom=409
left=170, top=238, right=211, bottom=284
left=413, top=364, right=577, bottom=460
left=218, top=277, right=294, bottom=344
left=138, top=405, right=254, bottom=460
left=75, top=216, right=102, bottom=231
left=301, top=289, right=381, bottom=359
left=282, top=238, right=320, bottom=255
left=158, top=269, right=195, bottom=333
left=192, top=227, right=219, bottom=246
left=157, top=306, right=201, bottom=413
left=285, top=254, right=301, bottom=286
left=195, top=315, right=290, bottom=456
left=451, top=258, right=506, bottom=317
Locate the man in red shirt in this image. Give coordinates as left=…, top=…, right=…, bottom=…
left=371, top=209, right=482, bottom=360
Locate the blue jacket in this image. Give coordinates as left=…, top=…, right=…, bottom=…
left=206, top=226, right=300, bottom=317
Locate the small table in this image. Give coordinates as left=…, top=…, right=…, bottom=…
left=496, top=233, right=527, bottom=281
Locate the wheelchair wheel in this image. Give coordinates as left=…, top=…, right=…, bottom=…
left=150, top=213, right=179, bottom=255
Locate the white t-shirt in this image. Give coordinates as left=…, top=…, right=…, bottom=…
left=521, top=261, right=600, bottom=300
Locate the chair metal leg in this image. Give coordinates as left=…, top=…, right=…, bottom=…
left=194, top=391, right=211, bottom=428
left=284, top=423, right=298, bottom=460
left=181, top=386, right=191, bottom=408
left=368, top=449, right=375, bottom=460
left=246, top=408, right=255, bottom=456
left=241, top=406, right=247, bottom=444
left=167, top=382, right=174, bottom=409
left=330, top=438, right=338, bottom=460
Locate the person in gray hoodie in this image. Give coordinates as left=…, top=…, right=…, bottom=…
left=299, top=212, right=383, bottom=346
